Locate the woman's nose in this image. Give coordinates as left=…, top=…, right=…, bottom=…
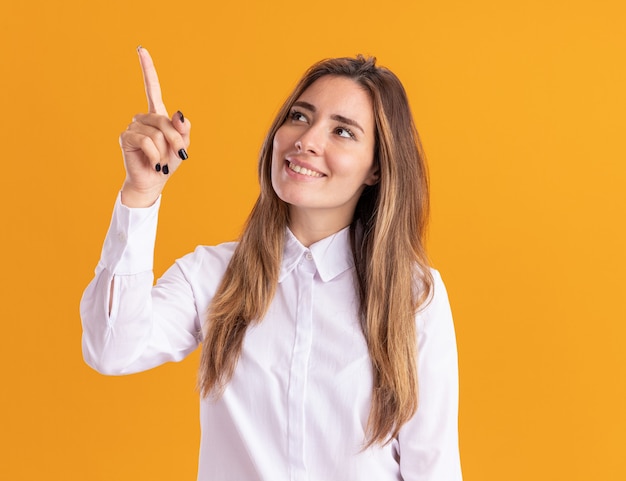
left=295, top=125, right=324, bottom=155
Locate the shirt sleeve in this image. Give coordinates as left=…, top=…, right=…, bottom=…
left=80, top=193, right=202, bottom=375
left=397, top=269, right=463, bottom=480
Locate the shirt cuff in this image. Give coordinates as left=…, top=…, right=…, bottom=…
left=99, top=192, right=161, bottom=275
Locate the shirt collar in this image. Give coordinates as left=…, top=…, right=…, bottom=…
left=279, top=226, right=354, bottom=283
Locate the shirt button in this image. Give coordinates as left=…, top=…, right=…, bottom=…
left=305, top=252, right=313, bottom=261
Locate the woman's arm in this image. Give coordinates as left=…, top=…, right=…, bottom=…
left=80, top=194, right=202, bottom=374
left=398, top=270, right=463, bottom=480
left=80, top=48, right=199, bottom=375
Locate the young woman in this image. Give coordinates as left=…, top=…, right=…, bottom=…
left=81, top=47, right=462, bottom=480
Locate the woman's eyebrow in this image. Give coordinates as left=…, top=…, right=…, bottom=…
left=331, top=114, right=364, bottom=134
left=292, top=101, right=365, bottom=134
left=293, top=100, right=316, bottom=112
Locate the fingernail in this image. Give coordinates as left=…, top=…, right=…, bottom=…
left=177, top=110, right=185, bottom=123
left=178, top=149, right=188, bottom=160
left=155, top=163, right=161, bottom=172
left=137, top=45, right=142, bottom=52
left=162, top=164, right=170, bottom=175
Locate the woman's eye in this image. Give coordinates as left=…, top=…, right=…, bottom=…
left=335, top=127, right=355, bottom=139
left=290, top=111, right=307, bottom=122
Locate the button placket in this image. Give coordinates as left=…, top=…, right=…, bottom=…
left=287, top=253, right=316, bottom=480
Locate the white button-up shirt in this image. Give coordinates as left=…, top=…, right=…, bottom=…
left=81, top=194, right=462, bottom=481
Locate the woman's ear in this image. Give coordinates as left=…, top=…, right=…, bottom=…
left=364, top=164, right=380, bottom=186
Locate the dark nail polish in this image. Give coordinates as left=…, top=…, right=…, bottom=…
left=162, top=164, right=170, bottom=175
left=177, top=110, right=185, bottom=123
left=155, top=163, right=161, bottom=172
left=178, top=149, right=188, bottom=160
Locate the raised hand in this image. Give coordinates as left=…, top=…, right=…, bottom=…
left=119, top=47, right=191, bottom=207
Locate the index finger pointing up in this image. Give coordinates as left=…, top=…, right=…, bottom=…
left=137, top=46, right=168, bottom=115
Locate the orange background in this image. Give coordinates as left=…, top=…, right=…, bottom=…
left=1, top=0, right=625, bottom=479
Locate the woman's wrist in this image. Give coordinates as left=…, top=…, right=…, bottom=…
left=120, top=182, right=163, bottom=208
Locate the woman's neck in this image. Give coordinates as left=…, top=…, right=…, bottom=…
left=287, top=207, right=352, bottom=247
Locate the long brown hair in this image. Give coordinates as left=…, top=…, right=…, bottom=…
left=199, top=55, right=433, bottom=447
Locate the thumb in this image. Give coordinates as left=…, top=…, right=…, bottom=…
left=172, top=110, right=191, bottom=144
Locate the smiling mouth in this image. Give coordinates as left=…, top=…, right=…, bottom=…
left=288, top=161, right=324, bottom=178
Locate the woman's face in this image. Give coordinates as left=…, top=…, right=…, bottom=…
left=271, top=75, right=378, bottom=232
